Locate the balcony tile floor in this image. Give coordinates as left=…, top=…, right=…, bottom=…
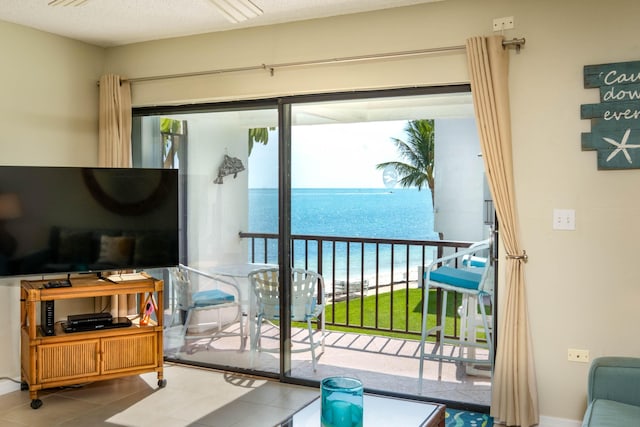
left=164, top=323, right=491, bottom=408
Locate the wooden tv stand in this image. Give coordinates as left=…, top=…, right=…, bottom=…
left=20, top=273, right=166, bottom=409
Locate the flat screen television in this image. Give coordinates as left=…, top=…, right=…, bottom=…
left=0, top=166, right=179, bottom=278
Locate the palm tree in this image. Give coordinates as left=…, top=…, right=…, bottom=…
left=376, top=119, right=435, bottom=206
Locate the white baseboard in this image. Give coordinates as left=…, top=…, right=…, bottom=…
left=0, top=378, right=21, bottom=396
left=536, top=415, right=582, bottom=427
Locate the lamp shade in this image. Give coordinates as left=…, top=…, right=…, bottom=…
left=0, top=193, right=22, bottom=220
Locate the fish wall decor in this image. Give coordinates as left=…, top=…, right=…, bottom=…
left=214, top=155, right=245, bottom=184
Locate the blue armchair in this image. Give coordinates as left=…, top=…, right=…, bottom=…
left=582, top=357, right=640, bottom=426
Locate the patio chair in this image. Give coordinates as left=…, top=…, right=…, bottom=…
left=169, top=264, right=244, bottom=354
left=249, top=267, right=326, bottom=371
left=418, top=238, right=494, bottom=386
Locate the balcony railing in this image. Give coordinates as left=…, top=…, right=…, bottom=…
left=239, top=232, right=476, bottom=340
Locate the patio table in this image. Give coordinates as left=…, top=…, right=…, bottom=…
left=209, top=263, right=277, bottom=351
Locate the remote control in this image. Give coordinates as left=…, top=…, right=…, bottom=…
left=44, top=280, right=72, bottom=289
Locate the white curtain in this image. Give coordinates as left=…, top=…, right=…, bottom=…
left=466, top=36, right=539, bottom=426
left=96, top=74, right=135, bottom=317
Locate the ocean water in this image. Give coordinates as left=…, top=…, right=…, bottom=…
left=248, top=188, right=439, bottom=282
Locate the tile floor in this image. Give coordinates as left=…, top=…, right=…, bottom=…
left=0, top=364, right=318, bottom=427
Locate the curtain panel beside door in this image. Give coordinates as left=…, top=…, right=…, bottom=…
left=466, top=35, right=539, bottom=427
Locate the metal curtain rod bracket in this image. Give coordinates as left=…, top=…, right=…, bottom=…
left=502, top=37, right=526, bottom=53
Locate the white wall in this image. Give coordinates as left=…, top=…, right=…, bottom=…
left=0, top=21, right=104, bottom=378
left=3, top=0, right=640, bottom=423
left=181, top=113, right=249, bottom=268
left=0, top=22, right=103, bottom=167
left=434, top=118, right=485, bottom=242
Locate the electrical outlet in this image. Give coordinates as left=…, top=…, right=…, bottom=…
left=492, top=16, right=514, bottom=31
left=553, top=208, right=576, bottom=230
left=568, top=348, right=590, bottom=363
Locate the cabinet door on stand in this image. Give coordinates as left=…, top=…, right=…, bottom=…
left=38, top=340, right=101, bottom=384
left=102, top=333, right=158, bottom=374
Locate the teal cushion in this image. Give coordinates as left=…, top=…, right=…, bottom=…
left=192, top=289, right=234, bottom=307
left=583, top=399, right=640, bottom=427
left=428, top=266, right=482, bottom=290
left=462, top=255, right=487, bottom=268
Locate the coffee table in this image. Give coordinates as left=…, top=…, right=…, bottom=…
left=275, top=394, right=445, bottom=427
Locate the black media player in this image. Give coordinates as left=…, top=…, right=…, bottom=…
left=63, top=316, right=132, bottom=333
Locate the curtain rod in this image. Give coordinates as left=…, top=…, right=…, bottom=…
left=105, top=37, right=525, bottom=85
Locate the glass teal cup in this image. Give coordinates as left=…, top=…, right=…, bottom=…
left=321, top=377, right=364, bottom=427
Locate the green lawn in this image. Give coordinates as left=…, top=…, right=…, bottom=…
left=323, top=288, right=475, bottom=341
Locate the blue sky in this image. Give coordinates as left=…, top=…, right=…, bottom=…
left=248, top=120, right=409, bottom=188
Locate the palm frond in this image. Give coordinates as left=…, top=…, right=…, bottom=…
left=376, top=119, right=435, bottom=203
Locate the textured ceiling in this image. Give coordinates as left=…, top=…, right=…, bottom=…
left=0, top=0, right=442, bottom=47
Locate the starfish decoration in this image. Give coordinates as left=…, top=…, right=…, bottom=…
left=603, top=128, right=640, bottom=164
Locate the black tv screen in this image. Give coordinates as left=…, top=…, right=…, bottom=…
left=0, top=166, right=179, bottom=278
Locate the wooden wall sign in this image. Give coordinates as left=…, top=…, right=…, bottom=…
left=581, top=60, right=640, bottom=169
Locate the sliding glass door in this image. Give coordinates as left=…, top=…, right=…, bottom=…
left=133, top=85, right=495, bottom=409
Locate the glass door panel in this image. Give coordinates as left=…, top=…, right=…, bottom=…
left=133, top=107, right=280, bottom=374
left=286, top=92, right=493, bottom=406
